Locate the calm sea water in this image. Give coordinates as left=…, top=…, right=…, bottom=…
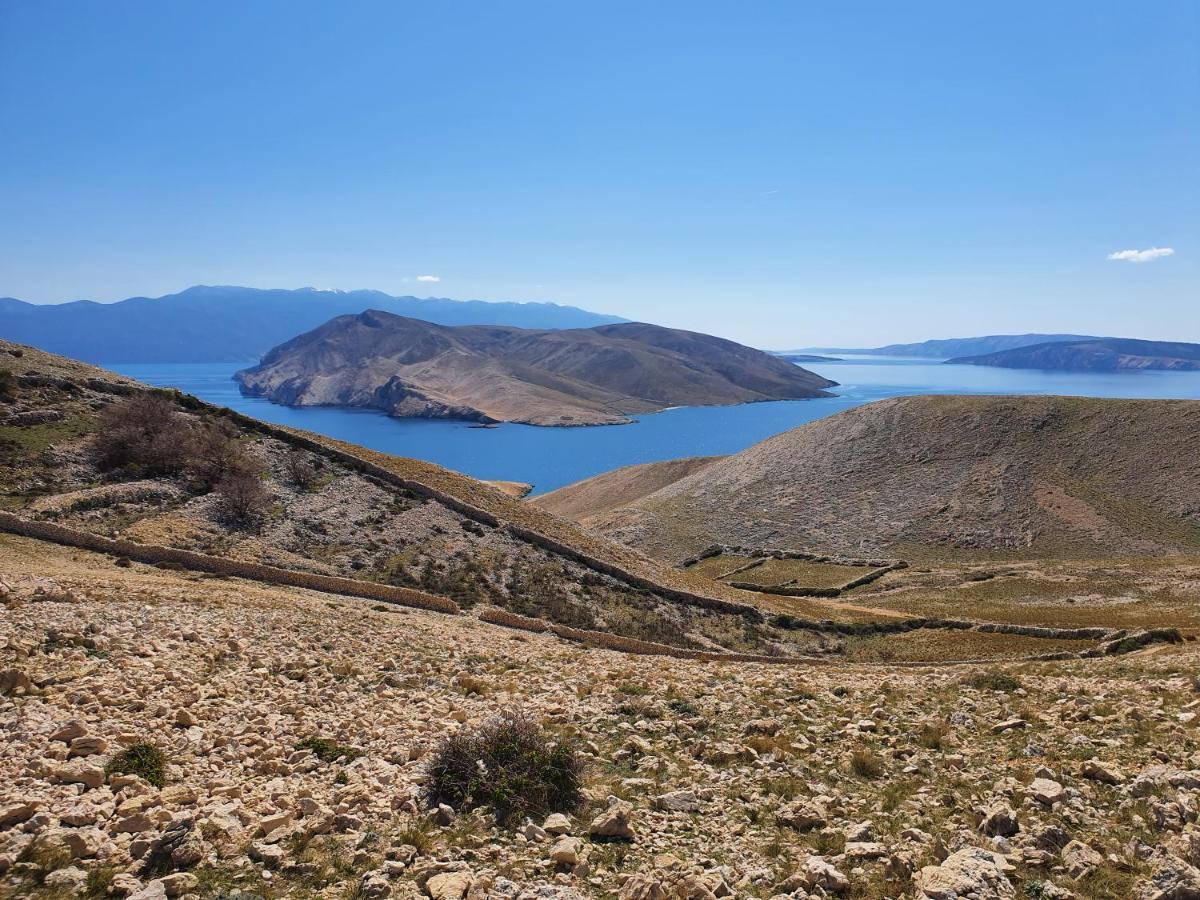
left=109, top=358, right=1200, bottom=495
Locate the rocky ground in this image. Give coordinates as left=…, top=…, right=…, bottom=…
left=5, top=534, right=1200, bottom=900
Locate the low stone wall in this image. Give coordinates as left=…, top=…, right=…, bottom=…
left=476, top=607, right=550, bottom=633
left=725, top=581, right=842, bottom=598
left=0, top=512, right=460, bottom=615
left=681, top=544, right=903, bottom=569
left=188, top=398, right=775, bottom=623
left=503, top=524, right=766, bottom=621
left=684, top=545, right=908, bottom=598
left=769, top=612, right=1121, bottom=642
left=473, top=606, right=1175, bottom=667
left=839, top=562, right=907, bottom=591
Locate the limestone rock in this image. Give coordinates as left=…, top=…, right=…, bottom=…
left=589, top=798, right=635, bottom=841
left=1062, top=839, right=1103, bottom=879
left=916, top=847, right=1016, bottom=899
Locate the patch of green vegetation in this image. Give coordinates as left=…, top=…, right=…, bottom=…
left=296, top=735, right=362, bottom=763
left=967, top=671, right=1023, bottom=692
left=426, top=709, right=584, bottom=825
left=0, top=414, right=95, bottom=460
left=105, top=741, right=166, bottom=788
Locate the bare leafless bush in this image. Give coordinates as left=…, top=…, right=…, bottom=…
left=215, top=467, right=270, bottom=526
left=91, top=395, right=192, bottom=476
left=283, top=449, right=320, bottom=490
left=187, top=420, right=245, bottom=489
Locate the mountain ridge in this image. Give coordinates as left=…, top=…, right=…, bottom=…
left=949, top=337, right=1200, bottom=371
left=794, top=333, right=1104, bottom=358
left=0, top=285, right=627, bottom=363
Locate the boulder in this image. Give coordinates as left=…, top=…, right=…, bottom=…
left=981, top=802, right=1020, bottom=837
left=655, top=790, right=699, bottom=813
left=589, top=798, right=635, bottom=841
left=1029, top=778, right=1066, bottom=806
left=1136, top=854, right=1200, bottom=900
left=1062, top=840, right=1104, bottom=879
left=427, top=871, right=474, bottom=900
left=777, top=800, right=828, bottom=832
left=550, top=836, right=582, bottom=867
left=915, top=847, right=1016, bottom=899
left=543, top=813, right=573, bottom=835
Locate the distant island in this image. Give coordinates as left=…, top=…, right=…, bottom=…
left=775, top=352, right=842, bottom=363
left=795, top=333, right=1102, bottom=359
left=236, top=310, right=837, bottom=426
left=949, top=337, right=1200, bottom=371
left=0, top=285, right=627, bottom=364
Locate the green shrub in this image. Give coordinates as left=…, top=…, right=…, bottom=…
left=105, top=742, right=166, bottom=788
left=296, top=736, right=361, bottom=763
left=967, top=671, right=1022, bottom=692
left=425, top=709, right=584, bottom=825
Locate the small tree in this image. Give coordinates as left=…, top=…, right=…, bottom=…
left=215, top=467, right=270, bottom=526
left=91, top=395, right=192, bottom=476
left=187, top=420, right=244, bottom=489
left=283, top=449, right=320, bottom=491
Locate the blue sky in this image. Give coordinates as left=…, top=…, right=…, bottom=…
left=1, top=1, right=1196, bottom=347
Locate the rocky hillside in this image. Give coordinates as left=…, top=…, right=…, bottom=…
left=949, top=338, right=1200, bottom=371
left=4, top=534, right=1200, bottom=900
left=235, top=312, right=836, bottom=426
left=0, top=339, right=853, bottom=658
left=550, top=395, right=1200, bottom=562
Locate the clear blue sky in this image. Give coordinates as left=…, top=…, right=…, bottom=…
left=1, top=1, right=1196, bottom=347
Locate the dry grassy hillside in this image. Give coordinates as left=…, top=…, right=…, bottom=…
left=564, top=395, right=1200, bottom=563
left=532, top=456, right=723, bottom=525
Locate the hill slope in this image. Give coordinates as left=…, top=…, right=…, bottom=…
left=949, top=337, right=1200, bottom=371
left=0, top=285, right=627, bottom=363
left=566, top=395, right=1200, bottom=561
left=236, top=311, right=837, bottom=426
left=532, top=456, right=724, bottom=523
left=0, top=338, right=848, bottom=656
left=797, top=333, right=1101, bottom=358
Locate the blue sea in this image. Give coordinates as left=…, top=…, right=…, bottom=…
left=109, top=358, right=1200, bottom=495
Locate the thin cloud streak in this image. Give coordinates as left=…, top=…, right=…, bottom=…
left=1107, top=247, right=1175, bottom=263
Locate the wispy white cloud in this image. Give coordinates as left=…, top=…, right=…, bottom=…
left=1107, top=247, right=1175, bottom=263
left=415, top=274, right=441, bottom=282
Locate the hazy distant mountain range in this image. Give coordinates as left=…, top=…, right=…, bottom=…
left=950, top=338, right=1200, bottom=371
left=795, top=333, right=1103, bottom=359
left=236, top=310, right=836, bottom=426
left=0, top=285, right=627, bottom=363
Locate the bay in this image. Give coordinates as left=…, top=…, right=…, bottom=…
left=108, top=358, right=1200, bottom=495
